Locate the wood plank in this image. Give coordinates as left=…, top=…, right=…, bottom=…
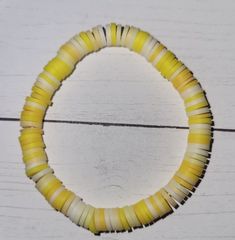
left=0, top=0, right=235, bottom=128
left=1, top=121, right=235, bottom=239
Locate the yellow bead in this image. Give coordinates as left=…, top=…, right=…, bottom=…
left=165, top=60, right=184, bottom=79
left=51, top=189, right=71, bottom=211
left=26, top=163, right=49, bottom=177
left=110, top=23, right=117, bottom=46
left=118, top=208, right=130, bottom=231
left=94, top=208, right=107, bottom=233
left=79, top=32, right=94, bottom=52
left=88, top=208, right=98, bottom=234
left=156, top=50, right=175, bottom=71
left=44, top=57, right=72, bottom=81
left=132, top=31, right=150, bottom=53
left=188, top=133, right=211, bottom=145
left=133, top=200, right=153, bottom=225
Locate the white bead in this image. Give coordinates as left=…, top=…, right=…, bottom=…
left=49, top=186, right=65, bottom=204
left=83, top=206, right=95, bottom=229
left=125, top=27, right=139, bottom=49
left=25, top=160, right=47, bottom=170
left=140, top=36, right=154, bottom=57
left=164, top=185, right=184, bottom=203
left=120, top=25, right=130, bottom=47
left=104, top=208, right=113, bottom=231
left=169, top=179, right=190, bottom=196
left=175, top=171, right=197, bottom=186
left=32, top=167, right=53, bottom=182
left=181, top=84, right=203, bottom=100
left=187, top=107, right=211, bottom=116
left=78, top=204, right=91, bottom=227
left=75, top=35, right=91, bottom=54
left=35, top=78, right=56, bottom=93
left=143, top=38, right=160, bottom=61
left=57, top=50, right=77, bottom=67
left=160, top=189, right=178, bottom=208
left=185, top=96, right=207, bottom=108
left=152, top=48, right=167, bottom=66
left=186, top=144, right=210, bottom=156
left=144, top=198, right=159, bottom=219
left=185, top=152, right=208, bottom=163
left=70, top=37, right=88, bottom=56
left=74, top=201, right=86, bottom=224
left=109, top=208, right=122, bottom=231
left=25, top=100, right=46, bottom=111
left=105, top=24, right=112, bottom=46
left=188, top=142, right=211, bottom=150
left=67, top=197, right=84, bottom=223
left=123, top=205, right=141, bottom=228
left=152, top=194, right=165, bottom=213
left=91, top=26, right=103, bottom=49
left=116, top=24, right=122, bottom=46
left=97, top=25, right=107, bottom=47
left=43, top=71, right=61, bottom=87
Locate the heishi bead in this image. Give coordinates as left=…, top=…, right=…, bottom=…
left=123, top=205, right=141, bottom=228
left=141, top=37, right=158, bottom=59
left=104, top=208, right=113, bottom=231
left=61, top=192, right=76, bottom=216
left=58, top=41, right=81, bottom=62
left=160, top=188, right=179, bottom=209
left=97, top=25, right=107, bottom=47
left=85, top=30, right=100, bottom=51
left=94, top=208, right=107, bottom=232
left=152, top=191, right=173, bottom=216
left=118, top=207, right=131, bottom=231
left=31, top=167, right=53, bottom=182
left=120, top=25, right=130, bottom=47
left=83, top=206, right=95, bottom=231
left=133, top=200, right=153, bottom=225
left=67, top=197, right=83, bottom=222
left=91, top=26, right=104, bottom=49
left=132, top=30, right=150, bottom=53
left=73, top=34, right=91, bottom=55
left=116, top=24, right=122, bottom=46
left=109, top=208, right=123, bottom=231
left=105, top=24, right=112, bottom=46
left=71, top=200, right=87, bottom=224
left=79, top=31, right=96, bottom=52
left=148, top=43, right=165, bottom=63
left=51, top=189, right=73, bottom=211
left=78, top=204, right=92, bottom=227
left=144, top=197, right=160, bottom=219
left=125, top=26, right=139, bottom=49
left=70, top=37, right=88, bottom=57
left=110, top=23, right=117, bottom=46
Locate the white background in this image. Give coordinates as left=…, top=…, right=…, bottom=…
left=1, top=0, right=235, bottom=239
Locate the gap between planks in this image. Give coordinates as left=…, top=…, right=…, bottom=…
left=0, top=117, right=234, bottom=133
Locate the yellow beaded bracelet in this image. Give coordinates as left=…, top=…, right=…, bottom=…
left=19, top=23, right=213, bottom=235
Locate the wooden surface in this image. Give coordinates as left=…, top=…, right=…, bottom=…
left=1, top=0, right=235, bottom=239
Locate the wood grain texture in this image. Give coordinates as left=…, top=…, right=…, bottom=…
left=0, top=0, right=235, bottom=239
left=1, top=121, right=235, bottom=239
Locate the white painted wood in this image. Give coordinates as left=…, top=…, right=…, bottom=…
left=1, top=0, right=235, bottom=239
left=0, top=0, right=235, bottom=128
left=1, top=121, right=235, bottom=239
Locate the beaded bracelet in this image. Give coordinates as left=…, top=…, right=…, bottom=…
left=19, top=23, right=213, bottom=234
